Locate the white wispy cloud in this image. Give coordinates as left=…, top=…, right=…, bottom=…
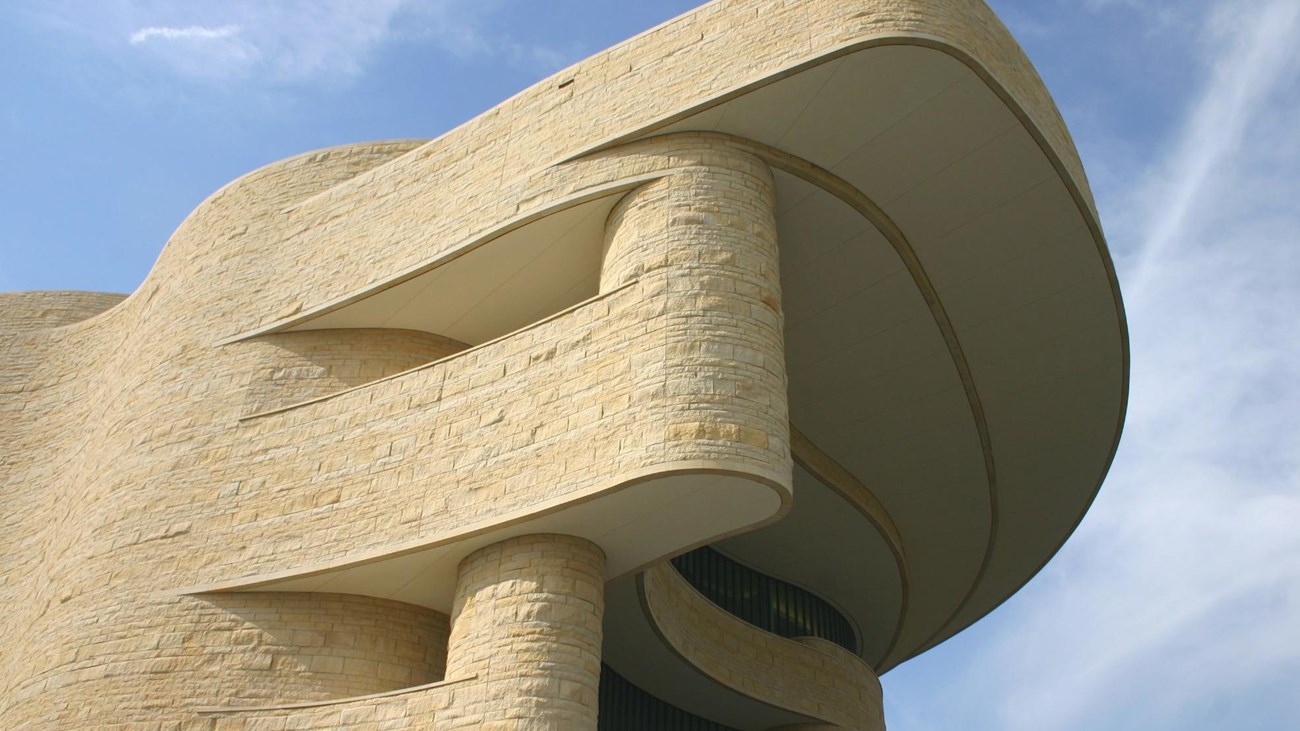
left=25, top=0, right=579, bottom=86
left=1126, top=0, right=1300, bottom=294
left=396, top=0, right=583, bottom=74
left=128, top=24, right=239, bottom=45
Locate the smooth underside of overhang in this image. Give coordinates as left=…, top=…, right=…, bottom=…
left=227, top=41, right=1125, bottom=678
left=283, top=194, right=619, bottom=346
left=718, top=464, right=902, bottom=664
left=646, top=42, right=1125, bottom=670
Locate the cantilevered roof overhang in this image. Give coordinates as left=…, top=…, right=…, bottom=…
left=197, top=0, right=1126, bottom=698
left=631, top=41, right=1127, bottom=670
left=596, top=26, right=1126, bottom=720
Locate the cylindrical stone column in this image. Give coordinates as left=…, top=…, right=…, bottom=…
left=442, top=533, right=606, bottom=729
left=600, top=147, right=779, bottom=295
left=600, top=147, right=790, bottom=481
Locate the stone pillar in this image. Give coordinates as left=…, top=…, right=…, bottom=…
left=601, top=146, right=790, bottom=479
left=442, top=534, right=606, bottom=729
left=600, top=147, right=780, bottom=296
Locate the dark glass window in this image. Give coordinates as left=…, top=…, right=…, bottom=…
left=599, top=663, right=738, bottom=731
left=670, top=546, right=857, bottom=653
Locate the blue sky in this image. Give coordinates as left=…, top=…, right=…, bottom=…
left=2, top=1, right=1297, bottom=729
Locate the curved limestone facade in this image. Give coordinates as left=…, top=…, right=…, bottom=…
left=0, top=1, right=1126, bottom=729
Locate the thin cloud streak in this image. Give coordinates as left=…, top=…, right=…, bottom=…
left=973, top=0, right=1300, bottom=729
left=1127, top=0, right=1300, bottom=295
left=128, top=24, right=239, bottom=45
left=28, top=0, right=581, bottom=86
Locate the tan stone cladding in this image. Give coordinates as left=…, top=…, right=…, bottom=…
left=442, top=534, right=606, bottom=729
left=0, top=591, right=448, bottom=729
left=0, top=136, right=791, bottom=728
left=201, top=137, right=791, bottom=581
left=239, top=328, right=468, bottom=416
left=641, top=563, right=885, bottom=731
left=601, top=146, right=785, bottom=469
left=199, top=680, right=462, bottom=730
left=0, top=291, right=126, bottom=332
left=174, top=592, right=449, bottom=702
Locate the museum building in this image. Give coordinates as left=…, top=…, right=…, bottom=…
left=0, top=0, right=1127, bottom=728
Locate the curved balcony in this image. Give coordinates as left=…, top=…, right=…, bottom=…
left=601, top=562, right=883, bottom=730
left=599, top=663, right=738, bottom=731
left=671, top=546, right=857, bottom=654
left=195, top=675, right=473, bottom=730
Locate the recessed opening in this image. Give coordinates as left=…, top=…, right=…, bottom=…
left=284, top=195, right=619, bottom=345
left=189, top=592, right=449, bottom=703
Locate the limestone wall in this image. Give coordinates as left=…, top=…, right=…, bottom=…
left=197, top=679, right=466, bottom=731
left=0, top=591, right=448, bottom=728
left=183, top=137, right=791, bottom=584
left=442, top=534, right=605, bottom=728
left=0, top=136, right=793, bottom=729
left=238, top=328, right=468, bottom=416
left=0, top=291, right=126, bottom=331
left=183, top=592, right=450, bottom=703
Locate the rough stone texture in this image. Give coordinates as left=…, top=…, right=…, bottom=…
left=442, top=534, right=605, bottom=730
left=190, top=136, right=793, bottom=584
left=173, top=592, right=450, bottom=703
left=194, top=537, right=604, bottom=730
left=0, top=291, right=126, bottom=331
left=238, top=328, right=468, bottom=416
left=0, top=135, right=792, bottom=730
left=197, top=679, right=465, bottom=730
left=642, top=563, right=885, bottom=730
left=601, top=145, right=787, bottom=476
left=0, top=590, right=448, bottom=730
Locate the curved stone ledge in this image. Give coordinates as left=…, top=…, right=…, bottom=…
left=789, top=425, right=908, bottom=646
left=236, top=328, right=467, bottom=417
left=177, top=592, right=449, bottom=704
left=640, top=563, right=884, bottom=730
left=672, top=545, right=860, bottom=653
left=0, top=589, right=450, bottom=729
left=235, top=282, right=637, bottom=421
left=195, top=675, right=474, bottom=730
